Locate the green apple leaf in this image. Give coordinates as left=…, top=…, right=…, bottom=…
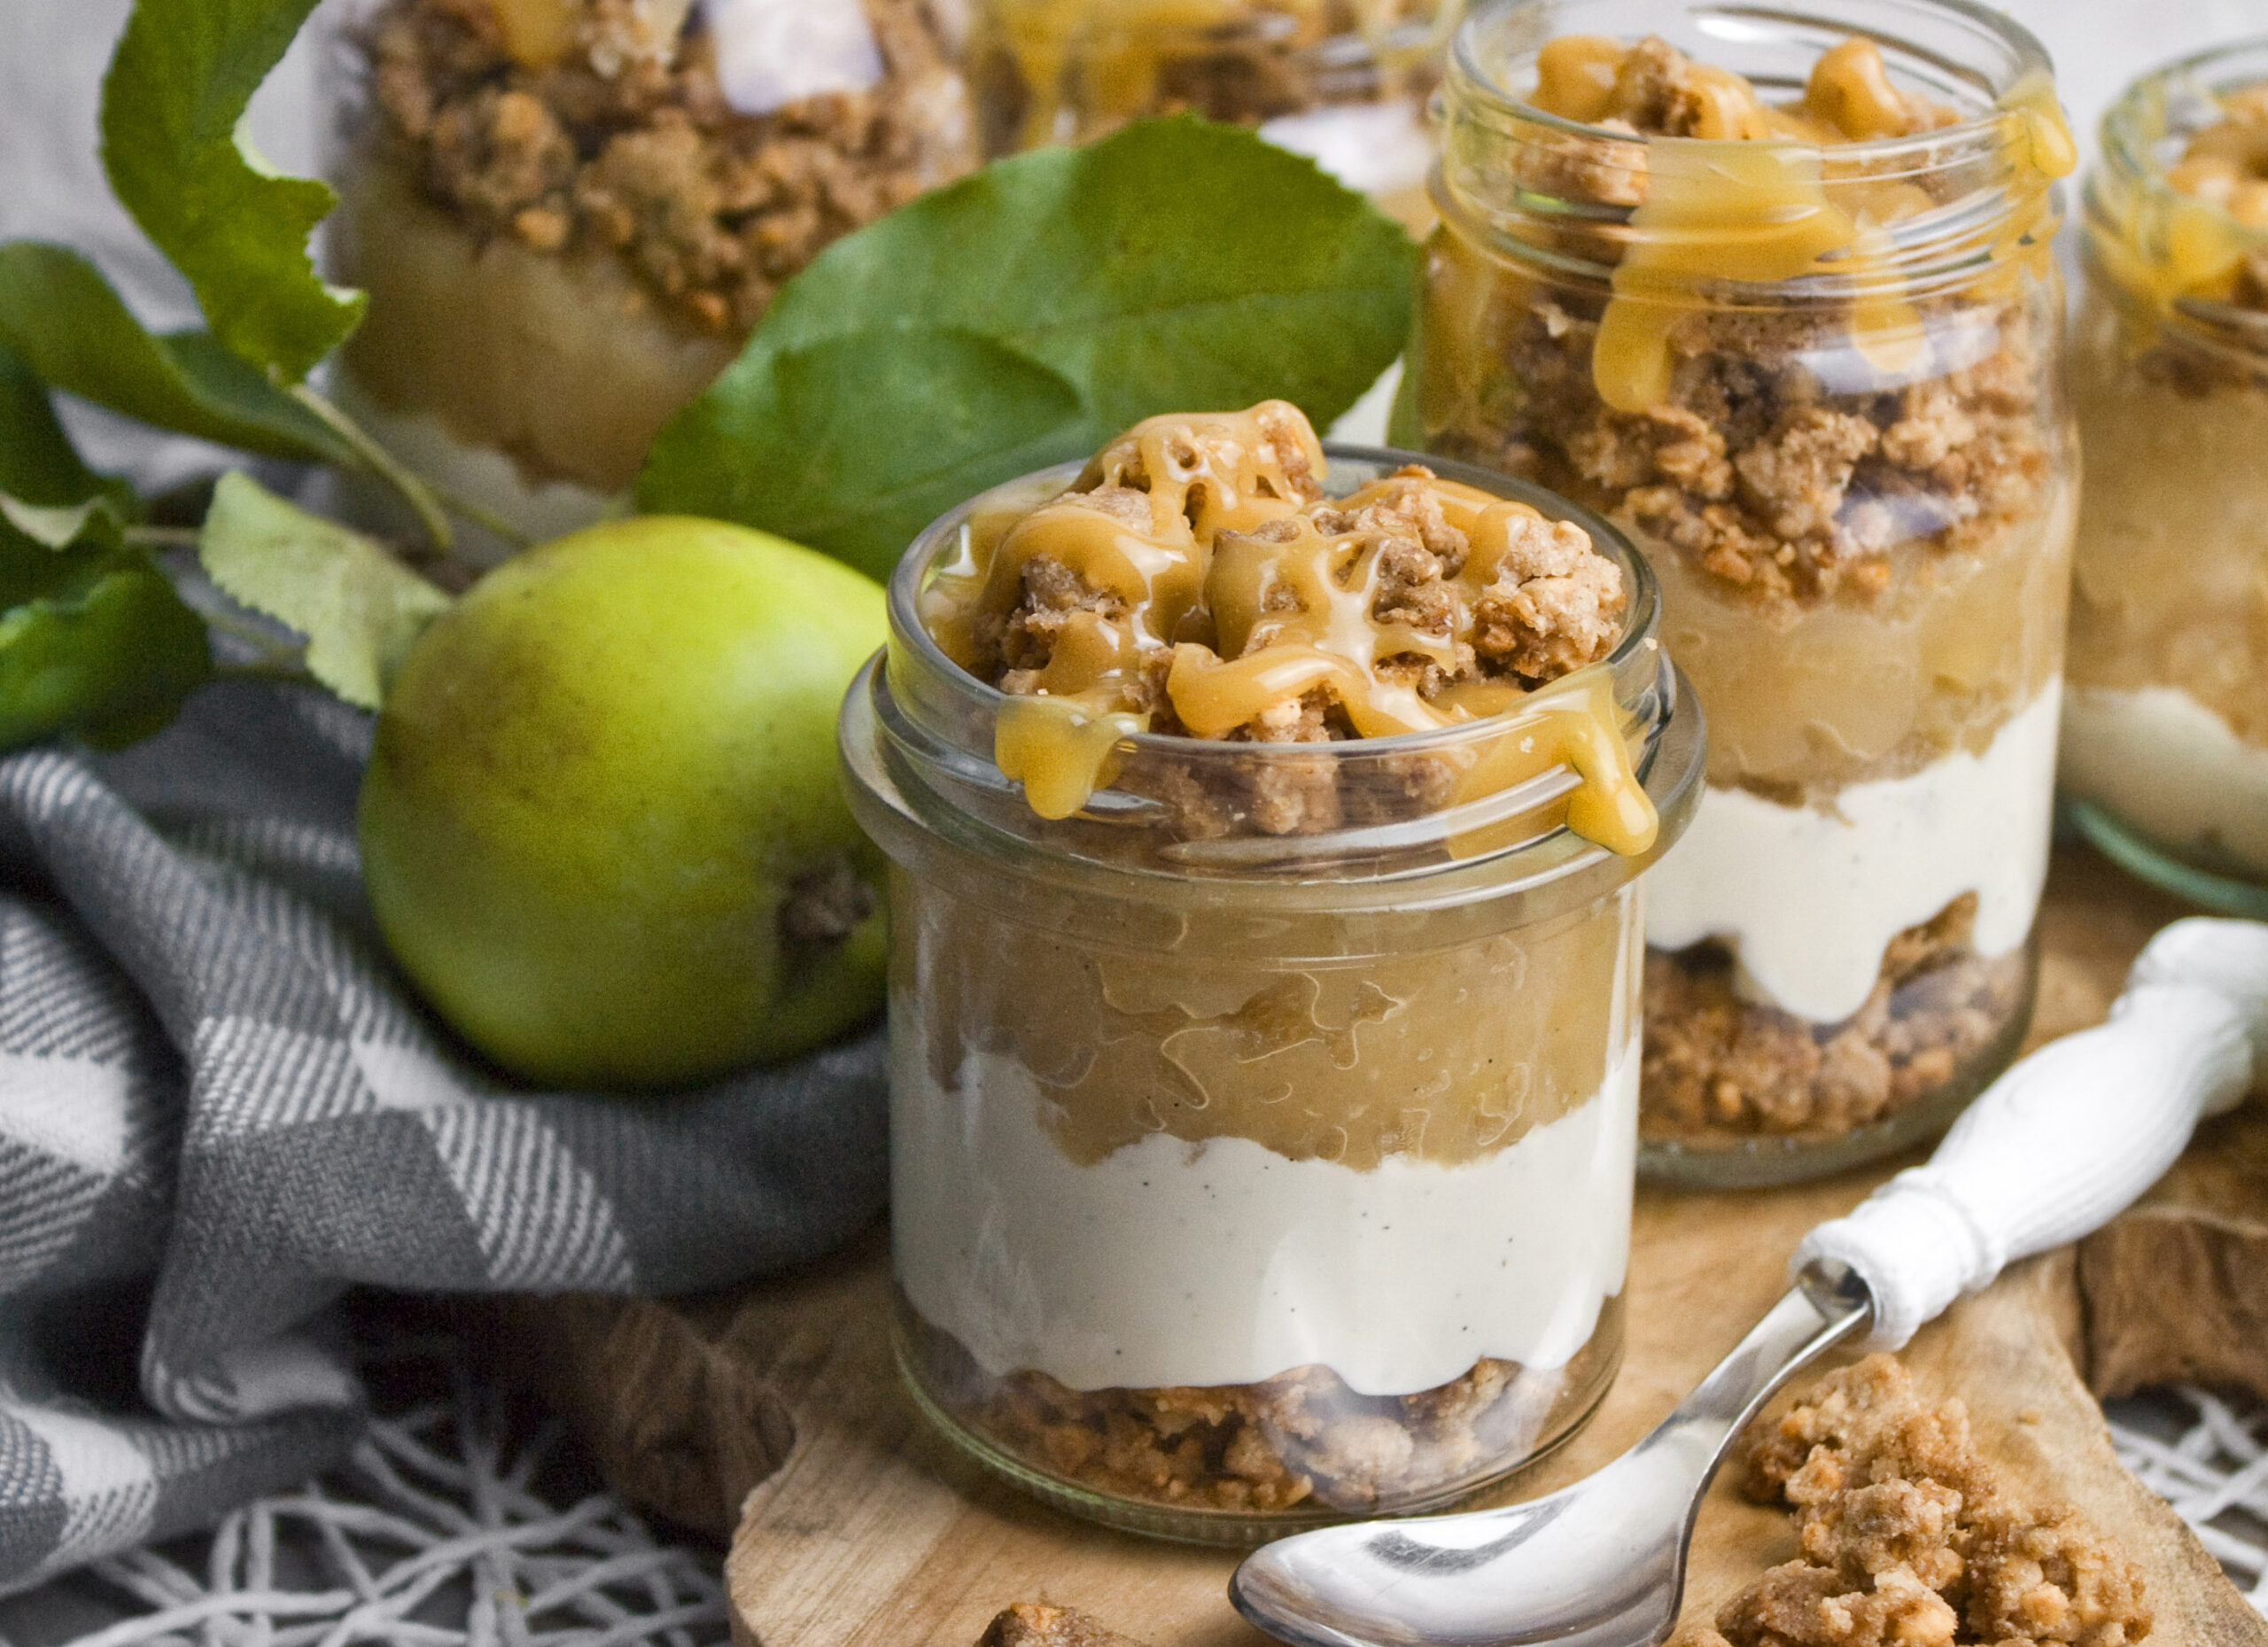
left=641, top=117, right=1418, bottom=575
left=198, top=471, right=451, bottom=709
left=0, top=531, right=211, bottom=753
left=100, top=0, right=363, bottom=382
left=0, top=341, right=124, bottom=510
left=640, top=326, right=1085, bottom=582
left=0, top=348, right=209, bottom=751
left=0, top=495, right=130, bottom=552
left=0, top=243, right=356, bottom=465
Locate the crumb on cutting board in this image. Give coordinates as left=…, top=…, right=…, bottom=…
left=1673, top=1354, right=2153, bottom=1647
left=975, top=1602, right=1152, bottom=1647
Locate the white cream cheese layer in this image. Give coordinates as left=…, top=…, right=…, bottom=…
left=2062, top=684, right=2268, bottom=881
left=1646, top=685, right=2062, bottom=1026
left=892, top=1031, right=1636, bottom=1398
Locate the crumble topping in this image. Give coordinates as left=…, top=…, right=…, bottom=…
left=358, top=0, right=976, bottom=334
left=951, top=401, right=1626, bottom=734
left=927, top=403, right=1643, bottom=840
left=1642, top=896, right=2029, bottom=1144
left=1423, top=34, right=2057, bottom=612
left=2164, top=83, right=2268, bottom=311
left=1675, top=1356, right=2152, bottom=1647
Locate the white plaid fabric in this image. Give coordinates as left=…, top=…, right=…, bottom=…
left=0, top=682, right=887, bottom=1591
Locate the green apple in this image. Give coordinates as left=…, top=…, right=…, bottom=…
left=360, top=516, right=888, bottom=1089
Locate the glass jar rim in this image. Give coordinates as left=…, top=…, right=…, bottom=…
left=1433, top=0, right=2068, bottom=301
left=843, top=441, right=1703, bottom=911
left=2086, top=35, right=2268, bottom=346
left=1445, top=0, right=2054, bottom=162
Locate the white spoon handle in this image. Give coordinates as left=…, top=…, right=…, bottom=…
left=1796, top=917, right=2268, bottom=1349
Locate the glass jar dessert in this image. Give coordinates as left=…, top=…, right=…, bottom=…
left=841, top=402, right=1701, bottom=1541
left=322, top=0, right=979, bottom=553
left=2061, top=43, right=2268, bottom=919
left=1398, top=0, right=2079, bottom=1187
left=967, top=1, right=1461, bottom=224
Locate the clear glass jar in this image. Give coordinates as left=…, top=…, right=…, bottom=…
left=968, top=1, right=1462, bottom=224
left=1399, top=0, right=2078, bottom=1186
left=842, top=447, right=1701, bottom=1542
left=320, top=0, right=979, bottom=554
left=2062, top=42, right=2268, bottom=920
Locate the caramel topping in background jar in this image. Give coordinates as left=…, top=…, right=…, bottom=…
left=967, top=0, right=1463, bottom=227
left=842, top=416, right=1701, bottom=1540
left=2061, top=42, right=2268, bottom=919
left=1402, top=0, right=2078, bottom=1186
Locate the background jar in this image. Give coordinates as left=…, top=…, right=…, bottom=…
left=967, top=0, right=1463, bottom=224
left=2061, top=41, right=2268, bottom=920
left=1399, top=0, right=2078, bottom=1186
left=317, top=0, right=979, bottom=555
left=842, top=447, right=1700, bottom=1543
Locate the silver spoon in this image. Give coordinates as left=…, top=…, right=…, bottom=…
left=1232, top=917, right=2268, bottom=1647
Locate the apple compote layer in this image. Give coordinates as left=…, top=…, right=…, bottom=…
left=2063, top=74, right=2268, bottom=887
left=891, top=871, right=1642, bottom=1516
left=870, top=408, right=1685, bottom=1527
left=332, top=0, right=976, bottom=512
left=1404, top=27, right=2076, bottom=1158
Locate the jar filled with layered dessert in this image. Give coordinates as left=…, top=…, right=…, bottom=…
left=1400, top=0, right=2078, bottom=1185
left=841, top=402, right=1700, bottom=1540
left=968, top=1, right=1461, bottom=221
left=323, top=0, right=978, bottom=551
left=2062, top=43, right=2268, bottom=918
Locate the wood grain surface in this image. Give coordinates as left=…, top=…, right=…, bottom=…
left=498, top=844, right=2268, bottom=1646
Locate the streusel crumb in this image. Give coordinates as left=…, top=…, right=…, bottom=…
left=976, top=1603, right=1148, bottom=1647
left=360, top=0, right=975, bottom=333
left=1671, top=1356, right=2152, bottom=1647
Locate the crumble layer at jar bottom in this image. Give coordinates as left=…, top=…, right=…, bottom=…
left=1641, top=903, right=2036, bottom=1184
left=1635, top=689, right=2052, bottom=1179
left=893, top=1024, right=1637, bottom=1533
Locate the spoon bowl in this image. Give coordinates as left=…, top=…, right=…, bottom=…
left=1231, top=1269, right=1870, bottom=1647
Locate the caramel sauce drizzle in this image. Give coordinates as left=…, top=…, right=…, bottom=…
left=923, top=406, right=1658, bottom=852
left=1529, top=35, right=2074, bottom=410
left=2095, top=85, right=2268, bottom=315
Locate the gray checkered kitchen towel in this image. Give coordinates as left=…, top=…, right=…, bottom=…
left=0, top=679, right=888, bottom=1591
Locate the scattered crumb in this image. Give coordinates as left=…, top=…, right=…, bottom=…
left=1672, top=1356, right=2153, bottom=1647
left=976, top=1602, right=1150, bottom=1647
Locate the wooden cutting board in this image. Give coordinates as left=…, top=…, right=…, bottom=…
left=497, top=843, right=2268, bottom=1646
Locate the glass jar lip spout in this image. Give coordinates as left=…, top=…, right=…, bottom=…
left=1433, top=0, right=2069, bottom=299
left=844, top=441, right=1703, bottom=907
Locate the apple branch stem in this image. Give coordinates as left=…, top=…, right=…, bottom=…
left=288, top=383, right=457, bottom=553
left=124, top=526, right=202, bottom=550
